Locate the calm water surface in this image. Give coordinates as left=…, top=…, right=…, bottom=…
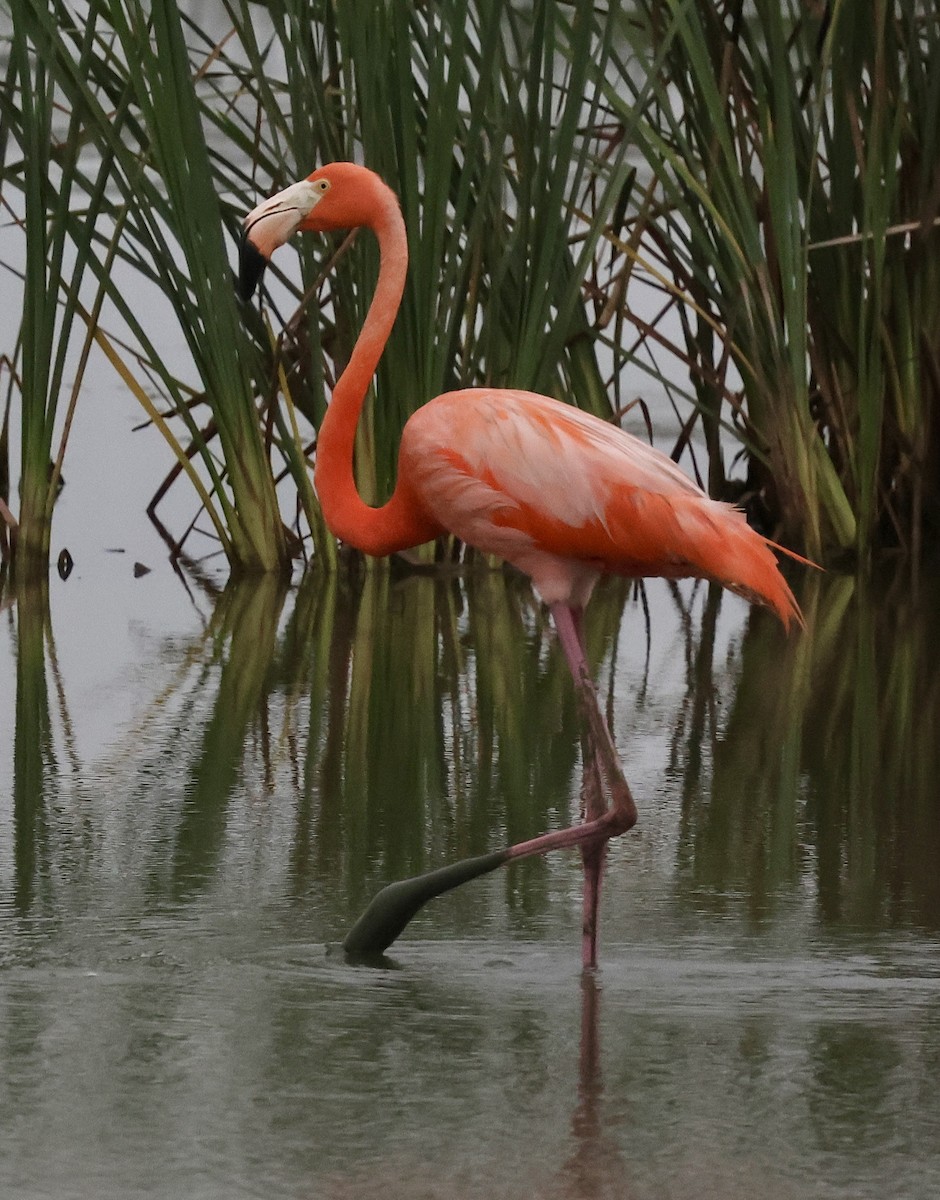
left=2, top=512, right=939, bottom=1198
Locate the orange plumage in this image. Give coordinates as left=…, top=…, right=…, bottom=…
left=399, top=387, right=802, bottom=627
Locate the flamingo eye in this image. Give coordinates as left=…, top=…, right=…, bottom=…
left=315, top=179, right=330, bottom=193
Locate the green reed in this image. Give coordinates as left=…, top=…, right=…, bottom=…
left=5, top=1, right=940, bottom=573
left=0, top=8, right=115, bottom=577
left=600, top=0, right=940, bottom=563
left=1, top=0, right=628, bottom=572
left=4, top=0, right=293, bottom=573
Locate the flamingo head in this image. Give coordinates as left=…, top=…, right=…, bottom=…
left=238, top=163, right=393, bottom=301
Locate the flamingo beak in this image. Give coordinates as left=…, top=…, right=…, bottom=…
left=237, top=179, right=323, bottom=301
left=238, top=235, right=268, bottom=302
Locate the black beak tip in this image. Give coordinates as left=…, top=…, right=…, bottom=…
left=238, top=235, right=268, bottom=302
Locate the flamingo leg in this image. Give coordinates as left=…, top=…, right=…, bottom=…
left=554, top=603, right=636, bottom=968
left=504, top=603, right=637, bottom=968
left=578, top=732, right=607, bottom=969
left=550, top=602, right=637, bottom=818
left=344, top=602, right=638, bottom=966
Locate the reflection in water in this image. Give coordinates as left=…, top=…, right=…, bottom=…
left=171, top=573, right=289, bottom=897
left=673, top=567, right=940, bottom=932
left=3, top=562, right=940, bottom=1198
left=6, top=559, right=940, bottom=929
left=12, top=576, right=52, bottom=917
left=559, top=974, right=632, bottom=1200
left=809, top=1023, right=904, bottom=1154
left=802, top=569, right=940, bottom=929
left=5, top=560, right=940, bottom=932
left=9, top=574, right=82, bottom=918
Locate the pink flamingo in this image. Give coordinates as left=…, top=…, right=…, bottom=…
left=239, top=162, right=804, bottom=968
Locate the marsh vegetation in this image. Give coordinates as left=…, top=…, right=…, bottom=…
left=3, top=1, right=938, bottom=578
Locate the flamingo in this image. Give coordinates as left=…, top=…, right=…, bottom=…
left=239, top=161, right=804, bottom=968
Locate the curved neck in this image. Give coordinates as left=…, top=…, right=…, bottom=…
left=313, top=186, right=437, bottom=556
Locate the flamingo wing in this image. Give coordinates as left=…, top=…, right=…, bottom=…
left=400, top=388, right=801, bottom=626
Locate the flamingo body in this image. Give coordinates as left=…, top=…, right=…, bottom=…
left=396, top=387, right=801, bottom=622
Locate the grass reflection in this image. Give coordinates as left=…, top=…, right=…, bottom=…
left=283, top=567, right=596, bottom=927
left=12, top=577, right=53, bottom=916
left=675, top=565, right=940, bottom=932
left=4, top=561, right=940, bottom=939
left=171, top=573, right=289, bottom=898
left=8, top=574, right=83, bottom=918
left=802, top=568, right=940, bottom=930
left=676, top=579, right=812, bottom=916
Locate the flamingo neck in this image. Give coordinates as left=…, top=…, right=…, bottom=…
left=313, top=186, right=436, bottom=556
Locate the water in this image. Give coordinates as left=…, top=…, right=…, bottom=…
left=3, top=521, right=940, bottom=1198
left=3, top=907, right=936, bottom=1200
left=3, top=869, right=936, bottom=1200
left=2, top=867, right=938, bottom=1199
left=2, top=13, right=939, bottom=1187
